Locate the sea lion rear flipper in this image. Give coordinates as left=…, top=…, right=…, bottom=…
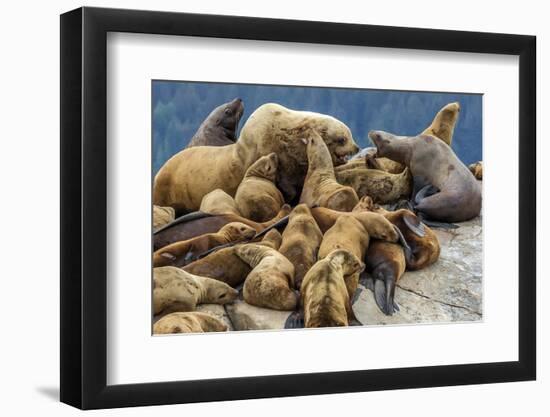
left=403, top=212, right=426, bottom=237
left=373, top=279, right=388, bottom=315
left=374, top=276, right=396, bottom=316
left=284, top=310, right=305, bottom=329
left=393, top=225, right=412, bottom=255
left=153, top=211, right=213, bottom=235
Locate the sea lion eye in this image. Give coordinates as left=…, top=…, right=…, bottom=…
left=336, top=137, right=346, bottom=145
left=224, top=108, right=231, bottom=115
left=218, top=293, right=226, bottom=299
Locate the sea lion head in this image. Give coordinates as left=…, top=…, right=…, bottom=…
left=291, top=203, right=312, bottom=217
left=247, top=153, right=279, bottom=181
left=352, top=196, right=376, bottom=212
left=316, top=117, right=360, bottom=166
left=219, top=222, right=256, bottom=241
left=204, top=278, right=239, bottom=305
left=211, top=97, right=244, bottom=141
left=327, top=249, right=365, bottom=276
left=368, top=130, right=410, bottom=163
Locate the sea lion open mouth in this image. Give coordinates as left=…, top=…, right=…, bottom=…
left=334, top=152, right=354, bottom=166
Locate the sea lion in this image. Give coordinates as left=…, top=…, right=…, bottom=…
left=182, top=229, right=282, bottom=288
left=234, top=153, right=285, bottom=222
left=279, top=204, right=323, bottom=290
left=369, top=130, right=482, bottom=222
left=420, top=102, right=461, bottom=147
left=301, top=249, right=365, bottom=328
left=154, top=204, right=291, bottom=250
left=335, top=166, right=412, bottom=204
left=187, top=98, right=244, bottom=148
left=153, top=266, right=238, bottom=317
left=153, top=311, right=228, bottom=334
left=469, top=161, right=483, bottom=180
left=199, top=189, right=241, bottom=216
left=318, top=213, right=400, bottom=299
left=153, top=222, right=256, bottom=267
left=300, top=131, right=359, bottom=211
left=364, top=241, right=406, bottom=316
left=153, top=103, right=359, bottom=212
left=153, top=205, right=175, bottom=231
left=311, top=207, right=400, bottom=236
left=236, top=244, right=297, bottom=311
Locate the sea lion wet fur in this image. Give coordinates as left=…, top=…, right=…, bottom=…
left=199, top=189, right=241, bottom=216
left=234, top=153, right=285, bottom=222
left=236, top=244, right=297, bottom=311
left=153, top=311, right=228, bottom=334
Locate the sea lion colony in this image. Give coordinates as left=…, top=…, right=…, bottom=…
left=152, top=101, right=482, bottom=333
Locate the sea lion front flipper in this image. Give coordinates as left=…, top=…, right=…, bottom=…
left=284, top=310, right=305, bottom=329
left=374, top=275, right=396, bottom=316
left=153, top=211, right=213, bottom=235
left=373, top=279, right=388, bottom=315
left=403, top=212, right=426, bottom=237
left=414, top=184, right=439, bottom=205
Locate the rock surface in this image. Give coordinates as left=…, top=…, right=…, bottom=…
left=223, top=214, right=482, bottom=330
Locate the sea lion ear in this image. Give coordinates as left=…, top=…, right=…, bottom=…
left=403, top=212, right=426, bottom=237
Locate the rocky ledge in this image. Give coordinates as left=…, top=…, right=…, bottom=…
left=200, top=214, right=483, bottom=331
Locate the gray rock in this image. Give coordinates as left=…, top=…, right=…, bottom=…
left=225, top=300, right=292, bottom=331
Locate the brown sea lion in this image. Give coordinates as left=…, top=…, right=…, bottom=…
left=153, top=204, right=291, bottom=250
left=236, top=244, right=297, bottom=311
left=182, top=229, right=282, bottom=288
left=364, top=241, right=406, bottom=316
left=153, top=103, right=359, bottom=212
left=279, top=204, right=323, bottom=290
left=153, top=205, right=175, bottom=231
left=153, top=311, right=228, bottom=334
left=153, top=267, right=238, bottom=317
left=311, top=207, right=400, bottom=236
left=153, top=222, right=256, bottom=267
left=235, top=153, right=285, bottom=222
left=300, top=131, right=359, bottom=211
left=335, top=166, right=412, bottom=204
left=187, top=98, right=244, bottom=148
left=199, top=189, right=241, bottom=216
left=369, top=130, right=481, bottom=222
left=420, top=102, right=461, bottom=147
left=301, top=249, right=365, bottom=328
left=469, top=161, right=483, bottom=180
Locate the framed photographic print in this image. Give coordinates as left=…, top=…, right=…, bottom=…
left=60, top=6, right=536, bottom=410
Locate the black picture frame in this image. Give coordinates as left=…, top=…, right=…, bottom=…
left=60, top=6, right=536, bottom=410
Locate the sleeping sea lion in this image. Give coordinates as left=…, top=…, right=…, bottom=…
left=369, top=130, right=481, bottom=223
left=234, top=153, right=285, bottom=222
left=153, top=311, right=228, bottom=334
left=187, top=98, right=244, bottom=148
left=153, top=267, right=238, bottom=317
left=300, top=131, right=359, bottom=211
left=153, top=222, right=256, bottom=267
left=279, top=204, right=323, bottom=290
left=199, top=189, right=241, bottom=216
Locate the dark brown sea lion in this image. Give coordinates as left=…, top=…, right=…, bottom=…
left=153, top=103, right=359, bottom=212
left=182, top=229, right=282, bottom=288
left=301, top=249, right=365, bottom=328
left=279, top=204, right=323, bottom=290
left=469, top=161, right=483, bottom=180
left=153, top=222, right=256, bottom=267
left=187, top=98, right=244, bottom=148
left=153, top=311, right=228, bottom=334
left=369, top=130, right=481, bottom=222
left=153, top=204, right=291, bottom=250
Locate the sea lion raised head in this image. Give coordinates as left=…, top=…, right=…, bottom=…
left=245, top=152, right=279, bottom=181
left=313, top=116, right=359, bottom=166
left=368, top=130, right=412, bottom=165
left=421, top=101, right=460, bottom=146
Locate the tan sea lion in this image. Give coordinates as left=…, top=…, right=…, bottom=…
left=236, top=244, right=297, bottom=311
left=153, top=311, right=228, bottom=334
left=335, top=166, right=412, bottom=204
left=420, top=102, right=461, bottom=147
left=187, top=98, right=244, bottom=148
left=301, top=249, right=365, bottom=328
left=199, top=189, right=241, bottom=216
left=469, top=161, right=483, bottom=180
left=153, top=205, right=175, bottom=231
left=279, top=204, right=323, bottom=290
left=369, top=130, right=481, bottom=223
left=234, top=153, right=285, bottom=222
left=153, top=222, right=256, bottom=267
left=182, top=229, right=282, bottom=288
left=153, top=103, right=359, bottom=212
left=311, top=207, right=401, bottom=236
left=154, top=204, right=291, bottom=250
left=153, top=266, right=238, bottom=317
left=300, top=131, right=359, bottom=211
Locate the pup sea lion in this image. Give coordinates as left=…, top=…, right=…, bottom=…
left=369, top=130, right=481, bottom=222
left=153, top=205, right=175, bottom=231
left=154, top=204, right=290, bottom=250
left=279, top=204, right=323, bottom=290
left=153, top=222, right=256, bottom=267
left=469, top=161, right=483, bottom=180
left=154, top=103, right=359, bottom=212
left=364, top=241, right=406, bottom=316
left=420, top=102, right=461, bottom=147
left=301, top=249, right=365, bottom=328
left=199, top=189, right=241, bottom=216
left=335, top=166, right=412, bottom=204
left=153, top=311, right=228, bottom=334
left=182, top=229, right=282, bottom=288
left=236, top=244, right=297, bottom=311
left=187, top=98, right=244, bottom=148
left=153, top=266, right=238, bottom=317
left=300, top=131, right=359, bottom=211
left=235, top=153, right=285, bottom=222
